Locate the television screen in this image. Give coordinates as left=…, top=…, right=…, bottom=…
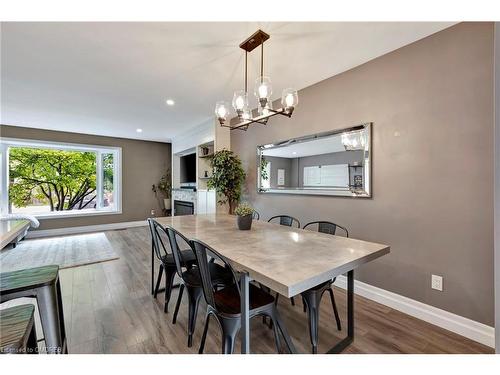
left=180, top=153, right=196, bottom=183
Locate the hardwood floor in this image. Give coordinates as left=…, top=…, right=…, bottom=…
left=19, top=227, right=495, bottom=354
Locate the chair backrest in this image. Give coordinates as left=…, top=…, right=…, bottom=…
left=268, top=215, right=300, bottom=228
left=190, top=239, right=240, bottom=311
left=148, top=218, right=173, bottom=261
left=303, top=221, right=349, bottom=237
left=166, top=226, right=194, bottom=277
left=252, top=210, right=260, bottom=220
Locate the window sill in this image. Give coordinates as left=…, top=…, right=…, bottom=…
left=32, top=210, right=122, bottom=220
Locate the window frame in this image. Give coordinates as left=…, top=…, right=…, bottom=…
left=0, top=137, right=122, bottom=219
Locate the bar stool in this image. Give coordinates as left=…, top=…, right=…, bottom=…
left=0, top=265, right=67, bottom=354
left=0, top=304, right=38, bottom=354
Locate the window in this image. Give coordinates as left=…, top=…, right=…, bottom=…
left=303, top=164, right=349, bottom=188
left=0, top=138, right=121, bottom=218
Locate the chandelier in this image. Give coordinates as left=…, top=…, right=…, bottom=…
left=342, top=130, right=367, bottom=151
left=214, top=30, right=298, bottom=131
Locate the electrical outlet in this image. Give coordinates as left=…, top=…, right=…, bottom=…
left=431, top=274, right=443, bottom=291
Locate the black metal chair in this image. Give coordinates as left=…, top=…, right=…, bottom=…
left=165, top=226, right=233, bottom=347
left=148, top=218, right=196, bottom=313
left=252, top=210, right=260, bottom=220
left=268, top=215, right=300, bottom=228
left=191, top=239, right=296, bottom=354
left=303, top=221, right=348, bottom=237
left=300, top=220, right=347, bottom=353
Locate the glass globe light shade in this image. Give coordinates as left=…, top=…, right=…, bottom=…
left=232, top=90, right=249, bottom=115
left=254, top=76, right=272, bottom=108
left=281, top=88, right=298, bottom=111
left=342, top=131, right=366, bottom=150
left=215, top=101, right=229, bottom=124
left=258, top=99, right=273, bottom=116
left=241, top=108, right=252, bottom=121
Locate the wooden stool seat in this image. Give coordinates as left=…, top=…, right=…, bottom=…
left=0, top=265, right=59, bottom=294
left=0, top=265, right=67, bottom=354
left=0, top=304, right=37, bottom=354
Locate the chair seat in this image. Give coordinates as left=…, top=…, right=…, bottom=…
left=182, top=263, right=232, bottom=287
left=214, top=284, right=275, bottom=315
left=0, top=304, right=35, bottom=353
left=161, top=249, right=196, bottom=267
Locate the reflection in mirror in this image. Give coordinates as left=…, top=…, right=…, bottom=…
left=257, top=123, right=371, bottom=197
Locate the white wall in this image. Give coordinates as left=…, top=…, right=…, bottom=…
left=171, top=120, right=214, bottom=154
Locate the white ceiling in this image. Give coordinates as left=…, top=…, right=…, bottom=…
left=263, top=134, right=345, bottom=158
left=0, top=22, right=455, bottom=142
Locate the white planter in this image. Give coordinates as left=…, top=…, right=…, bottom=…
left=163, top=198, right=171, bottom=210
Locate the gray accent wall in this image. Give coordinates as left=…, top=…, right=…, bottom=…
left=265, top=156, right=293, bottom=188
left=0, top=124, right=171, bottom=231
left=232, top=23, right=495, bottom=325
left=494, top=22, right=499, bottom=353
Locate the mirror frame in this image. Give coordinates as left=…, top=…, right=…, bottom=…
left=256, top=123, right=372, bottom=198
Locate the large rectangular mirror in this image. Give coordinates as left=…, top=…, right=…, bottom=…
left=257, top=123, right=371, bottom=197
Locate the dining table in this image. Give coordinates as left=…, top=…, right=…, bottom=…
left=155, top=213, right=390, bottom=354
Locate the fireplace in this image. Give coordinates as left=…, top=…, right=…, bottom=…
left=174, top=200, right=194, bottom=216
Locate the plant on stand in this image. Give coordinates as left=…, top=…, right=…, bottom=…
left=235, top=202, right=254, bottom=230
left=207, top=149, right=245, bottom=214
left=152, top=168, right=172, bottom=216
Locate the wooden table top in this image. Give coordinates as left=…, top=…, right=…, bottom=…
left=0, top=304, right=35, bottom=353
left=0, top=220, right=30, bottom=249
left=155, top=214, right=390, bottom=297
left=0, top=265, right=59, bottom=296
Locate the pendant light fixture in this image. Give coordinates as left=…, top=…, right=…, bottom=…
left=215, top=30, right=298, bottom=131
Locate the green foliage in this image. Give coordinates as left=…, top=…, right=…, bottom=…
left=9, top=147, right=97, bottom=211
left=234, top=202, right=253, bottom=217
left=102, top=153, right=114, bottom=192
left=206, top=149, right=246, bottom=213
left=155, top=169, right=172, bottom=199
left=260, top=157, right=269, bottom=181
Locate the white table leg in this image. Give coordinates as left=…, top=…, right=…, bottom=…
left=240, top=272, right=250, bottom=354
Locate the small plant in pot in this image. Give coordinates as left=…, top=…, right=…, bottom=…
left=235, top=203, right=254, bottom=230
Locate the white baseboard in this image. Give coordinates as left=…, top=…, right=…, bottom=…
left=26, top=220, right=148, bottom=239
left=334, top=275, right=495, bottom=348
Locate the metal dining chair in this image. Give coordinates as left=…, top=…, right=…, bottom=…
left=252, top=210, right=260, bottom=220
left=301, top=220, right=347, bottom=353
left=148, top=218, right=196, bottom=313
left=165, top=226, right=233, bottom=347
left=268, top=215, right=300, bottom=228
left=303, top=221, right=348, bottom=237
left=191, top=239, right=296, bottom=354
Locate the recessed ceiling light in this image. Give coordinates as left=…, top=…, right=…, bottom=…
left=136, top=128, right=143, bottom=133
left=166, top=99, right=175, bottom=106
left=292, top=151, right=297, bottom=155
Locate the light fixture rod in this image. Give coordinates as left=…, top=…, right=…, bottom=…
left=245, top=51, right=248, bottom=93
left=260, top=42, right=264, bottom=82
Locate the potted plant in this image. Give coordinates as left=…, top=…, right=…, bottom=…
left=152, top=168, right=172, bottom=212
left=207, top=149, right=246, bottom=214
left=235, top=203, right=254, bottom=230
